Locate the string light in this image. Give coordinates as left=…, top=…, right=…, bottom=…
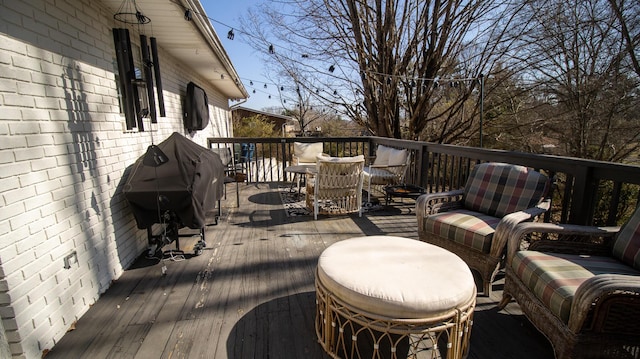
left=175, top=3, right=482, bottom=92
left=171, top=3, right=485, bottom=109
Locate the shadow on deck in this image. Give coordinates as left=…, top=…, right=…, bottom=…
left=45, top=183, right=554, bottom=359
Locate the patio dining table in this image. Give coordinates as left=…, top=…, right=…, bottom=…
left=284, top=164, right=316, bottom=195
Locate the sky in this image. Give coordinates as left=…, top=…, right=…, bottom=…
left=201, top=1, right=280, bottom=112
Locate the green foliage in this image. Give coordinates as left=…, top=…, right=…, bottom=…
left=233, top=114, right=278, bottom=138
left=593, top=182, right=640, bottom=226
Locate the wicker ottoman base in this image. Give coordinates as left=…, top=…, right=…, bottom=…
left=315, top=236, right=476, bottom=359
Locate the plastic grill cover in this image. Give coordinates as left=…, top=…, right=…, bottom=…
left=123, top=132, right=224, bottom=229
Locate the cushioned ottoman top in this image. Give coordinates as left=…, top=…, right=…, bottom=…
left=317, top=236, right=475, bottom=319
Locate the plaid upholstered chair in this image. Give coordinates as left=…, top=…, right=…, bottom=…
left=416, top=162, right=551, bottom=295
left=498, top=205, right=640, bottom=359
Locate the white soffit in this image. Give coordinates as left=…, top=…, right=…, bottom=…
left=100, top=0, right=248, bottom=100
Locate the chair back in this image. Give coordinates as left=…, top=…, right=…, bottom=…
left=210, top=147, right=233, bottom=167
left=293, top=142, right=324, bottom=165
left=372, top=145, right=410, bottom=179
left=612, top=204, right=640, bottom=270
left=463, top=162, right=549, bottom=218
left=316, top=155, right=364, bottom=190
left=239, top=143, right=255, bottom=163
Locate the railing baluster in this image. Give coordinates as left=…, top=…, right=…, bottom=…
left=207, top=136, right=640, bottom=226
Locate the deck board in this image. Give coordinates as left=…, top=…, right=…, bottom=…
left=46, top=183, right=555, bottom=359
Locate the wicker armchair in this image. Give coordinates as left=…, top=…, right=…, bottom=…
left=498, top=205, right=640, bottom=359
left=416, top=162, right=550, bottom=295
left=363, top=145, right=410, bottom=202
left=305, top=155, right=364, bottom=220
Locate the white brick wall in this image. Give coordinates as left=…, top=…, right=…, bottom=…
left=0, top=0, right=234, bottom=357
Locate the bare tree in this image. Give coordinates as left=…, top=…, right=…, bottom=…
left=498, top=0, right=640, bottom=161
left=241, top=0, right=509, bottom=141
left=608, top=0, right=640, bottom=78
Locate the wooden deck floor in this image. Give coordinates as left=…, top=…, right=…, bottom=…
left=46, top=183, right=555, bottom=359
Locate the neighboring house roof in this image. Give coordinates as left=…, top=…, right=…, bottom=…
left=100, top=0, right=248, bottom=100
left=232, top=106, right=293, bottom=122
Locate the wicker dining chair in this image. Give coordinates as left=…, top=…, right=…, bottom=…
left=210, top=146, right=239, bottom=207
left=416, top=162, right=551, bottom=295
left=498, top=204, right=640, bottom=359
left=290, top=142, right=327, bottom=192
left=305, top=155, right=365, bottom=220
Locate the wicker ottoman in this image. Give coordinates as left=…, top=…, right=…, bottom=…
left=315, top=236, right=476, bottom=359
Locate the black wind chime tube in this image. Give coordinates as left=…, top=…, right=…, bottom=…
left=139, top=34, right=157, bottom=123
left=112, top=28, right=140, bottom=130
left=150, top=37, right=166, bottom=117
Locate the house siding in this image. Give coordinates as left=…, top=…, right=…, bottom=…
left=0, top=0, right=233, bottom=357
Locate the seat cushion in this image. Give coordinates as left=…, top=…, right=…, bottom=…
left=511, top=251, right=640, bottom=323
left=612, top=205, right=640, bottom=270
left=424, top=209, right=500, bottom=253
left=317, top=236, right=475, bottom=318
left=362, top=167, right=397, bottom=184
left=464, top=162, right=548, bottom=218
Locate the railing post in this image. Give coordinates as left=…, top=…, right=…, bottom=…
left=569, top=166, right=598, bottom=225
left=418, top=143, right=430, bottom=189
left=281, top=138, right=288, bottom=181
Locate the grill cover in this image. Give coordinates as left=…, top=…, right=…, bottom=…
left=123, top=132, right=224, bottom=229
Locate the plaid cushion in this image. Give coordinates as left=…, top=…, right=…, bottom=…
left=424, top=210, right=501, bottom=253
left=512, top=251, right=640, bottom=323
left=464, top=163, right=549, bottom=218
left=612, top=205, right=640, bottom=270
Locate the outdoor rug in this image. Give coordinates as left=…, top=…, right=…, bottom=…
left=278, top=186, right=383, bottom=217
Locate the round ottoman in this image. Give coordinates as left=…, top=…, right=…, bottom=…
left=315, top=236, right=476, bottom=359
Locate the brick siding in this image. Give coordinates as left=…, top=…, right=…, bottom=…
left=0, top=0, right=233, bottom=357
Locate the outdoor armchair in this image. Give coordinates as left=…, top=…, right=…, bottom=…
left=416, top=162, right=550, bottom=295
left=363, top=144, right=411, bottom=202
left=305, top=155, right=365, bottom=220
left=498, top=205, right=640, bottom=359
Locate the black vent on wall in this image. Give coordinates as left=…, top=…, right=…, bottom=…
left=183, top=82, right=209, bottom=131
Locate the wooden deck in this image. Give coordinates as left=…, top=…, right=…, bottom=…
left=46, top=183, right=555, bottom=359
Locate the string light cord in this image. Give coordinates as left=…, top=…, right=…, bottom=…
left=169, top=0, right=487, bottom=105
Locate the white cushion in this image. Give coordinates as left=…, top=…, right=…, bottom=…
left=362, top=167, right=395, bottom=184
left=388, top=148, right=408, bottom=167
left=294, top=142, right=324, bottom=163
left=317, top=155, right=364, bottom=164
left=373, top=145, right=392, bottom=166
left=317, top=236, right=475, bottom=319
